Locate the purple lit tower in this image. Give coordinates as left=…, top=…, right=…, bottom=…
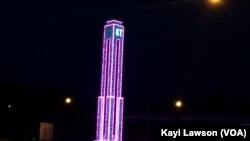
left=95, top=20, right=125, bottom=141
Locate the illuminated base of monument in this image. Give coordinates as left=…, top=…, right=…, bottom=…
left=95, top=96, right=124, bottom=141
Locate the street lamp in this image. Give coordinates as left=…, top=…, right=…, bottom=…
left=65, top=97, right=72, bottom=104
left=174, top=99, right=184, bottom=124
left=208, top=0, right=223, bottom=5
left=8, top=104, right=12, bottom=108
left=175, top=100, right=183, bottom=109
left=64, top=97, right=80, bottom=141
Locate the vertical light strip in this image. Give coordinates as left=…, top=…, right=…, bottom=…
left=119, top=98, right=124, bottom=141
left=103, top=38, right=110, bottom=137
left=107, top=24, right=115, bottom=140
left=97, top=97, right=105, bottom=140
left=115, top=98, right=121, bottom=141
left=118, top=26, right=124, bottom=141
left=110, top=27, right=118, bottom=140
left=96, top=97, right=101, bottom=139
left=100, top=37, right=109, bottom=140
left=101, top=26, right=107, bottom=97
left=119, top=26, right=125, bottom=97
left=100, top=97, right=104, bottom=140
left=102, top=36, right=107, bottom=97
left=113, top=39, right=120, bottom=137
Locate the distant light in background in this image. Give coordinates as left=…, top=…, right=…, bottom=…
left=65, top=97, right=72, bottom=104
left=208, top=0, right=223, bottom=5
left=175, top=100, right=182, bottom=108
left=8, top=104, right=11, bottom=108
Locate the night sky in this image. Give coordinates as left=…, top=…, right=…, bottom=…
left=0, top=0, right=250, bottom=140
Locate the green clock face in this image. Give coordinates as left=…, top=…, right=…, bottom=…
left=105, top=26, right=112, bottom=38
left=115, top=26, right=123, bottom=38
left=105, top=26, right=123, bottom=38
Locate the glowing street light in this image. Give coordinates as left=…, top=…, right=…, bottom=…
left=175, top=100, right=183, bottom=108
left=8, top=104, right=12, bottom=108
left=63, top=96, right=80, bottom=141
left=208, top=0, right=223, bottom=5
left=65, top=97, right=72, bottom=104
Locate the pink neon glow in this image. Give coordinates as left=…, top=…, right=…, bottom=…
left=106, top=20, right=123, bottom=24
left=95, top=20, right=125, bottom=141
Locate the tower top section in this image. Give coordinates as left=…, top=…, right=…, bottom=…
left=106, top=20, right=123, bottom=25
left=104, top=19, right=124, bottom=39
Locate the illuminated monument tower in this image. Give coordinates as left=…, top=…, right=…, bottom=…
left=95, top=20, right=125, bottom=141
